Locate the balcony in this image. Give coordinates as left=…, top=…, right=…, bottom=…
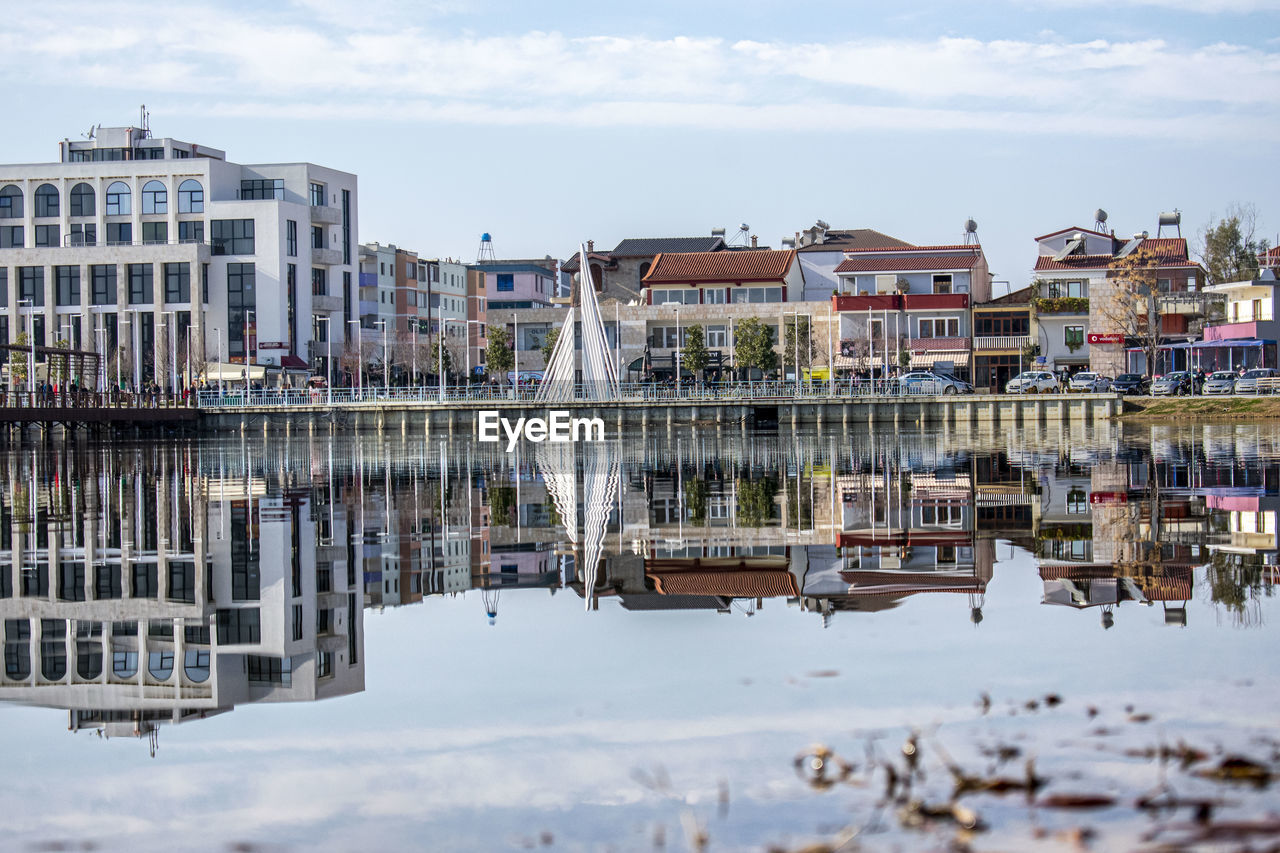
left=310, top=205, right=341, bottom=225
left=312, top=247, right=342, bottom=266
left=832, top=294, right=902, bottom=312
left=903, top=293, right=968, bottom=310
left=313, top=293, right=344, bottom=313
left=359, top=272, right=377, bottom=288
left=974, top=335, right=1030, bottom=352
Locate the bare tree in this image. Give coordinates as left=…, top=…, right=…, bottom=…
left=1098, top=247, right=1161, bottom=377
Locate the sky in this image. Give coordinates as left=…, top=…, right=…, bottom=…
left=1, top=0, right=1277, bottom=284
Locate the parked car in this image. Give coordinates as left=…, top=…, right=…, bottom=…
left=1067, top=372, right=1111, bottom=393
left=897, top=371, right=972, bottom=395
left=1111, top=373, right=1152, bottom=395
left=930, top=370, right=975, bottom=394
left=1151, top=371, right=1196, bottom=396
left=1234, top=368, right=1279, bottom=394
left=1202, top=371, right=1238, bottom=395
left=1005, top=371, right=1060, bottom=394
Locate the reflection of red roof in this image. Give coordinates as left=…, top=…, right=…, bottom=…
left=836, top=254, right=982, bottom=273
left=1038, top=566, right=1193, bottom=601
left=643, top=249, right=795, bottom=284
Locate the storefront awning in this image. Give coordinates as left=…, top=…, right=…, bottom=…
left=910, top=351, right=970, bottom=368
left=1191, top=339, right=1274, bottom=349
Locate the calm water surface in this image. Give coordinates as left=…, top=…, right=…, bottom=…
left=1, top=423, right=1278, bottom=851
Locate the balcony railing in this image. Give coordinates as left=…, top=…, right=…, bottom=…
left=974, top=336, right=1030, bottom=351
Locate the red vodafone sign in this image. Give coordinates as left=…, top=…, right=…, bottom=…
left=1088, top=333, right=1124, bottom=344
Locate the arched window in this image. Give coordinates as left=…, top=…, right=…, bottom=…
left=177, top=179, right=203, bottom=213
left=4, top=619, right=31, bottom=680
left=112, top=649, right=138, bottom=679
left=76, top=642, right=102, bottom=679
left=148, top=650, right=174, bottom=681
left=106, top=181, right=131, bottom=216
left=141, top=180, right=167, bottom=215
left=184, top=649, right=210, bottom=683
left=34, top=183, right=59, bottom=217
left=69, top=182, right=95, bottom=217
left=0, top=184, right=23, bottom=219
left=41, top=640, right=67, bottom=681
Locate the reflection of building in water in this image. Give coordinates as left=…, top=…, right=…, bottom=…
left=0, top=450, right=364, bottom=746
left=1205, top=494, right=1280, bottom=565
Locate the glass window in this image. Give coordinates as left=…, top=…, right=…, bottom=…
left=240, top=178, right=283, bottom=201
left=246, top=655, right=292, bottom=685
left=111, top=650, right=138, bottom=679
left=141, top=221, right=168, bottom=244
left=70, top=223, right=96, bottom=246
left=18, top=267, right=44, bottom=306
left=34, top=183, right=58, bottom=217
left=311, top=225, right=324, bottom=249
left=1065, top=326, right=1085, bottom=349
left=703, top=288, right=727, bottom=304
left=184, top=649, right=210, bottom=683
left=141, top=180, right=167, bottom=214
left=215, top=608, right=261, bottom=644
left=69, top=182, right=95, bottom=217
left=227, top=263, right=256, bottom=356
left=312, top=267, right=327, bottom=296
left=0, top=185, right=22, bottom=219
left=90, top=265, right=116, bottom=305
left=127, top=264, right=153, bottom=304
left=164, top=263, right=190, bottom=303
left=76, top=641, right=102, bottom=679
left=177, top=179, right=204, bottom=213
left=707, top=325, right=727, bottom=347
left=177, top=220, right=203, bottom=243
left=1, top=225, right=23, bottom=248
left=211, top=219, right=254, bottom=255
left=309, top=182, right=325, bottom=207
left=55, top=266, right=80, bottom=306
left=932, top=274, right=953, bottom=294
left=0, top=267, right=6, bottom=307
left=286, top=220, right=297, bottom=257
left=496, top=273, right=514, bottom=292
left=34, top=225, right=58, bottom=248
left=106, top=222, right=131, bottom=245
left=148, top=650, right=174, bottom=681
left=105, top=181, right=131, bottom=215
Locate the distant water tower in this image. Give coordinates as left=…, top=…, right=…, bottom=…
left=477, top=232, right=496, bottom=263
left=963, top=217, right=978, bottom=245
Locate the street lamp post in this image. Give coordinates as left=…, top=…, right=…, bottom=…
left=315, top=315, right=333, bottom=405
left=213, top=326, right=223, bottom=396
left=16, top=299, right=33, bottom=404
left=243, top=308, right=256, bottom=397
left=674, top=305, right=681, bottom=395
left=347, top=320, right=362, bottom=396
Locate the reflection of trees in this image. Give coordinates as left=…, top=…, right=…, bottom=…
left=488, top=484, right=516, bottom=526
left=684, top=475, right=707, bottom=525
left=1205, top=552, right=1272, bottom=628
left=736, top=474, right=778, bottom=527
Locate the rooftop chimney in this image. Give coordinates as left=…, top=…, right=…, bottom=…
left=751, top=235, right=758, bottom=248
left=587, top=240, right=594, bottom=253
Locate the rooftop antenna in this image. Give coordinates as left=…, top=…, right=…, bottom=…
left=963, top=217, right=979, bottom=245
left=139, top=104, right=151, bottom=138
left=476, top=232, right=496, bottom=263
left=1094, top=208, right=1108, bottom=233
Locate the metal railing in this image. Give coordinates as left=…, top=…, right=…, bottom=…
left=195, top=379, right=1053, bottom=409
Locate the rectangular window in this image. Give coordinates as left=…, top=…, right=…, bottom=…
left=18, top=267, right=43, bottom=306
left=34, top=224, right=58, bottom=248
left=227, top=263, right=256, bottom=357
left=287, top=264, right=297, bottom=354
left=286, top=220, right=297, bottom=257
left=211, top=219, right=255, bottom=255
left=106, top=222, right=131, bottom=245
left=292, top=604, right=303, bottom=641
left=311, top=267, right=327, bottom=296
left=239, top=178, right=284, bottom=201
left=127, top=264, right=153, bottom=304
left=656, top=289, right=698, bottom=305
left=311, top=225, right=324, bottom=249
left=70, top=223, right=96, bottom=246
left=0, top=267, right=6, bottom=307
left=932, top=274, right=953, bottom=294
left=163, top=263, right=190, bottom=303
left=141, top=221, right=168, bottom=245
left=496, top=273, right=514, bottom=291
left=875, top=274, right=899, bottom=294
left=703, top=288, right=727, bottom=304
left=342, top=271, right=351, bottom=325
left=177, top=220, right=203, bottom=243
left=201, top=264, right=209, bottom=304
left=1065, top=325, right=1085, bottom=349
left=312, top=313, right=328, bottom=342
left=91, top=265, right=117, bottom=305
left=105, top=185, right=129, bottom=215
left=55, top=266, right=80, bottom=306
left=215, top=609, right=261, bottom=645
left=707, top=325, right=727, bottom=347
left=0, top=190, right=19, bottom=218
left=1, top=226, right=22, bottom=248
left=246, top=655, right=291, bottom=685
left=341, top=189, right=351, bottom=264
left=309, top=182, right=325, bottom=207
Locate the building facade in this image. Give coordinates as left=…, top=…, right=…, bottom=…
left=0, top=125, right=358, bottom=390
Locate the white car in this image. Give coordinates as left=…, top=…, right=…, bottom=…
left=1068, top=372, right=1111, bottom=393
left=1005, top=371, right=1060, bottom=394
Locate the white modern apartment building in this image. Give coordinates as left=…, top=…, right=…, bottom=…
left=0, top=124, right=358, bottom=389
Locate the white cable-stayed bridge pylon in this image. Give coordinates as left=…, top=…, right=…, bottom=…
left=536, top=244, right=620, bottom=402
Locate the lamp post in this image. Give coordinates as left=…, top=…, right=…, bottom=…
left=443, top=319, right=485, bottom=390
left=674, top=305, right=681, bottom=395
left=213, top=326, right=223, bottom=396
left=160, top=310, right=177, bottom=397
left=373, top=319, right=388, bottom=392
left=16, top=299, right=33, bottom=404
left=243, top=308, right=256, bottom=397
left=315, top=316, right=333, bottom=405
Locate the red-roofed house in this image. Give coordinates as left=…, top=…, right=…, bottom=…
left=830, top=243, right=990, bottom=378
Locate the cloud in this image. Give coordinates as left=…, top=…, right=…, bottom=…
left=0, top=1, right=1276, bottom=139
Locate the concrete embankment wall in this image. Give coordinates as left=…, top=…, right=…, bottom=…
left=197, top=393, right=1121, bottom=435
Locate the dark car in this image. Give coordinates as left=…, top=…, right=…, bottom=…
left=1111, top=373, right=1151, bottom=395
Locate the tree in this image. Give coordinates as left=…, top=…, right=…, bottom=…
left=733, top=317, right=777, bottom=378
left=681, top=323, right=710, bottom=379
left=541, top=326, right=560, bottom=367
left=736, top=473, right=778, bottom=527
left=486, top=326, right=514, bottom=384
left=1198, top=203, right=1269, bottom=285
left=782, top=316, right=817, bottom=375
left=6, top=331, right=29, bottom=387
left=1099, top=247, right=1161, bottom=377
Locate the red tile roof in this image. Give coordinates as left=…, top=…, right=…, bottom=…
left=1033, top=254, right=1115, bottom=271
left=836, top=253, right=982, bottom=273
left=643, top=249, right=796, bottom=284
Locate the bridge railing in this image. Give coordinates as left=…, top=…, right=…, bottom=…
left=1, top=388, right=194, bottom=410
left=194, top=379, right=1027, bottom=409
